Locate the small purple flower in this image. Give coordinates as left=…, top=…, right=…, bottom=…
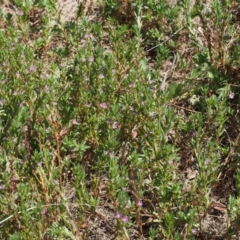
left=99, top=74, right=104, bottom=79
left=13, top=5, right=23, bottom=16
left=205, top=159, right=210, bottom=165
left=112, top=121, right=118, bottom=129
left=0, top=184, right=4, bottom=190
left=192, top=228, right=197, bottom=235
left=125, top=204, right=130, bottom=209
left=115, top=212, right=121, bottom=219
left=129, top=83, right=136, bottom=88
left=38, top=162, right=43, bottom=167
left=99, top=102, right=108, bottom=109
left=0, top=100, right=4, bottom=106
left=60, top=61, right=65, bottom=67
left=72, top=119, right=78, bottom=125
left=16, top=9, right=24, bottom=16
left=84, top=33, right=89, bottom=39
left=45, top=127, right=50, bottom=133
left=137, top=201, right=143, bottom=207
left=122, top=216, right=128, bottom=223
left=89, top=57, right=94, bottom=63
left=29, top=64, right=36, bottom=72
left=168, top=160, right=173, bottom=165
left=169, top=129, right=174, bottom=134
left=148, top=80, right=154, bottom=84
left=229, top=91, right=235, bottom=99
left=160, top=82, right=165, bottom=91
left=13, top=91, right=19, bottom=96
left=54, top=179, right=59, bottom=184
left=23, top=126, right=28, bottom=132
left=41, top=208, right=47, bottom=215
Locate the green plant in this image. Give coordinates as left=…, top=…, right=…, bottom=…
left=1, top=0, right=240, bottom=239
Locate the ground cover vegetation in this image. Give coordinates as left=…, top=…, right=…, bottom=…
left=0, top=0, right=240, bottom=239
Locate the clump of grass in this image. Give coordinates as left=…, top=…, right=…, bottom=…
left=0, top=0, right=240, bottom=239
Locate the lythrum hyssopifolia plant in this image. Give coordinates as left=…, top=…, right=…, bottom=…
left=1, top=0, right=240, bottom=239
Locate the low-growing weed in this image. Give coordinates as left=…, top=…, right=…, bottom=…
left=0, top=0, right=240, bottom=239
